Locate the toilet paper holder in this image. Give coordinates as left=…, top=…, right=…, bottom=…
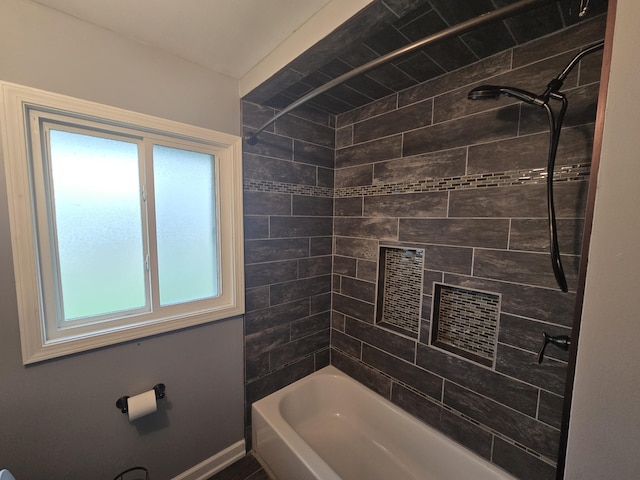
left=116, top=384, right=166, bottom=414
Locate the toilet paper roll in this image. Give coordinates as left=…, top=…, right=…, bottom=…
left=127, top=389, right=157, bottom=421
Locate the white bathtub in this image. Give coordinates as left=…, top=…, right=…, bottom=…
left=252, top=366, right=516, bottom=480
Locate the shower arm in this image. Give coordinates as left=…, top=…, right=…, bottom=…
left=244, top=0, right=558, bottom=145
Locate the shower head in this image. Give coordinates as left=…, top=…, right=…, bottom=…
left=467, top=85, right=503, bottom=101
left=468, top=85, right=544, bottom=106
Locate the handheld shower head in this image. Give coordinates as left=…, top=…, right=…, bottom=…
left=468, top=85, right=543, bottom=106
left=467, top=85, right=503, bottom=101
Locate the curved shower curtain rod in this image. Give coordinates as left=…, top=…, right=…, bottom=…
left=244, top=0, right=558, bottom=145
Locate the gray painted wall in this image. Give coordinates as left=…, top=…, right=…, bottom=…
left=0, top=0, right=244, bottom=478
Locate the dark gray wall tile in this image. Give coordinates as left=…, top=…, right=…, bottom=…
left=270, top=216, right=333, bottom=238
left=539, top=390, right=564, bottom=430
left=499, top=313, right=571, bottom=361
left=334, top=217, right=398, bottom=241
left=245, top=298, right=310, bottom=335
left=245, top=286, right=270, bottom=312
left=298, top=256, right=333, bottom=278
left=433, top=52, right=580, bottom=124
left=335, top=235, right=378, bottom=261
left=403, top=105, right=520, bottom=156
left=334, top=197, right=363, bottom=216
left=495, top=344, right=567, bottom=396
left=353, top=99, right=433, bottom=144
left=245, top=351, right=270, bottom=382
left=293, top=140, right=334, bottom=168
left=331, top=349, right=392, bottom=398
left=341, top=277, right=376, bottom=304
left=270, top=330, right=330, bottom=370
left=334, top=255, right=357, bottom=276
left=275, top=113, right=335, bottom=149
left=416, top=344, right=538, bottom=417
left=423, top=245, right=473, bottom=275
left=244, top=154, right=315, bottom=185
left=357, top=259, right=378, bottom=282
left=512, top=14, right=606, bottom=68
left=310, top=236, right=333, bottom=256
left=399, top=218, right=509, bottom=248
left=245, top=324, right=289, bottom=358
left=467, top=124, right=595, bottom=174
left=373, top=148, right=467, bottom=183
left=509, top=218, right=584, bottom=255
left=364, top=192, right=448, bottom=217
left=398, top=50, right=511, bottom=107
left=244, top=215, right=269, bottom=240
left=245, top=260, right=298, bottom=289
left=242, top=101, right=276, bottom=131
left=291, top=311, right=331, bottom=340
left=579, top=50, right=604, bottom=85
left=317, top=167, right=334, bottom=188
left=242, top=130, right=293, bottom=161
left=345, top=317, right=416, bottom=362
left=270, top=275, right=332, bottom=306
left=444, top=274, right=576, bottom=326
left=473, top=249, right=580, bottom=290
left=492, top=438, right=557, bottom=480
left=311, top=292, right=332, bottom=314
left=444, top=382, right=560, bottom=459
left=363, top=344, right=443, bottom=400
left=332, top=329, right=362, bottom=358
left=336, top=93, right=398, bottom=128
left=245, top=356, right=315, bottom=407
left=244, top=191, right=291, bottom=216
left=449, top=184, right=548, bottom=218
left=333, top=294, right=375, bottom=323
left=335, top=125, right=353, bottom=149
left=292, top=195, right=333, bottom=216
left=336, top=134, right=402, bottom=168
left=449, top=182, right=588, bottom=218
left=335, top=164, right=373, bottom=188
left=245, top=238, right=309, bottom=264
left=391, top=382, right=442, bottom=427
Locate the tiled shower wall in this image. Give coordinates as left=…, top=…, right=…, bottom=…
left=241, top=103, right=335, bottom=442
left=330, top=15, right=604, bottom=480
left=241, top=13, right=605, bottom=479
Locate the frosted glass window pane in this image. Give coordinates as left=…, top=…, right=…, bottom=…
left=153, top=145, right=218, bottom=306
left=49, top=130, right=146, bottom=321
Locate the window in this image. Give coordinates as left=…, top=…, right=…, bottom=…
left=0, top=82, right=244, bottom=364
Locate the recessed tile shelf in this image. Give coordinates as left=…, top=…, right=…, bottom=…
left=376, top=246, right=425, bottom=337
left=431, top=283, right=500, bottom=368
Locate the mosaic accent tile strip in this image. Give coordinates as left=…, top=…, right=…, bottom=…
left=377, top=247, right=424, bottom=335
left=244, top=179, right=334, bottom=198
left=243, top=164, right=589, bottom=199
left=432, top=284, right=500, bottom=366
left=335, top=163, right=590, bottom=198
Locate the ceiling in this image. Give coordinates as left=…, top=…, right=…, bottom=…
left=30, top=0, right=335, bottom=79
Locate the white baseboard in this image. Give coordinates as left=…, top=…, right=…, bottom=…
left=172, top=439, right=246, bottom=480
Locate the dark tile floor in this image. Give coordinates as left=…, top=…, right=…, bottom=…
left=207, top=453, right=272, bottom=480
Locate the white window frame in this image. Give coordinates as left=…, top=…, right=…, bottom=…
left=0, top=82, right=244, bottom=364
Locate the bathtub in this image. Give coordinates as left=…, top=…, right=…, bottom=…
left=252, top=366, right=516, bottom=480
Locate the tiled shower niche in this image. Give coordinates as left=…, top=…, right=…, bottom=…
left=431, top=283, right=500, bottom=368
left=376, top=247, right=425, bottom=337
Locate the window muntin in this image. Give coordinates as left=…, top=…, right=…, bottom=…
left=1, top=82, right=244, bottom=363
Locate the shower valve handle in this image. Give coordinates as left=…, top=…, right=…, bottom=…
left=537, top=332, right=571, bottom=364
